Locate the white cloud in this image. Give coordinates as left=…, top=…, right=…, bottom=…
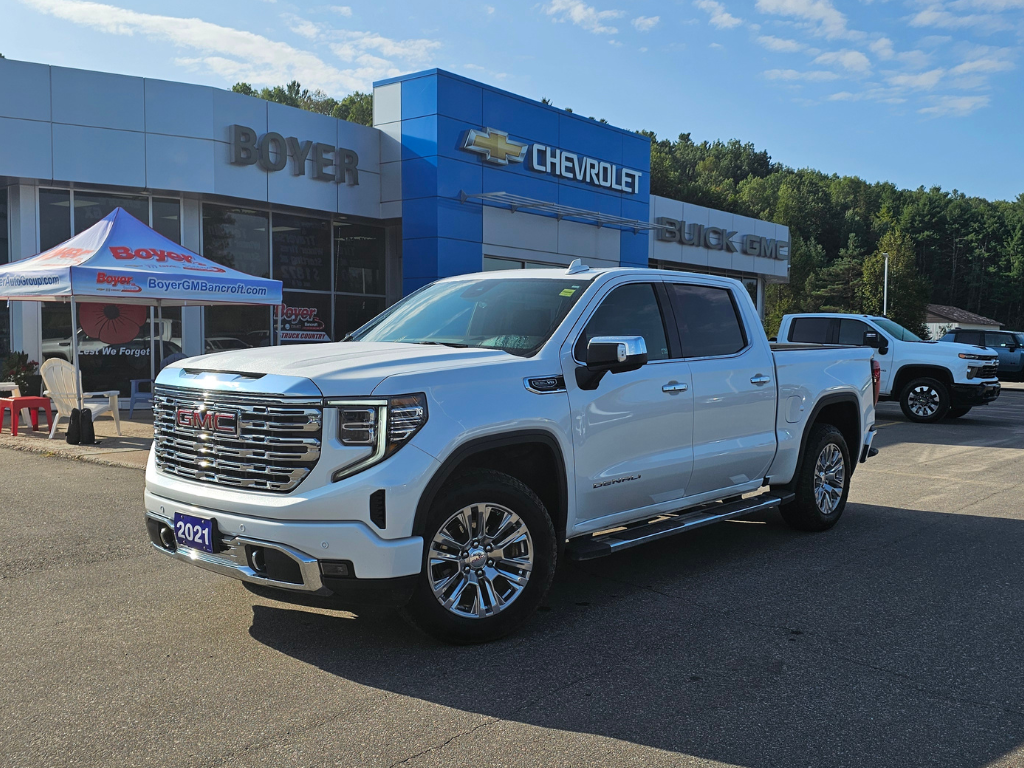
left=694, top=0, right=743, bottom=28
left=331, top=5, right=352, bottom=15
left=757, top=34, right=804, bottom=51
left=485, top=4, right=495, bottom=13
left=814, top=48, right=872, bottom=72
left=764, top=68, right=841, bottom=80
left=908, top=5, right=1013, bottom=30
left=19, top=0, right=440, bottom=92
left=950, top=0, right=1024, bottom=10
left=463, top=62, right=507, bottom=79
left=755, top=0, right=849, bottom=38
left=608, top=38, right=623, bottom=46
left=710, top=42, right=724, bottom=48
left=869, top=37, right=894, bottom=59
left=286, top=15, right=321, bottom=41
left=632, top=15, right=660, bottom=31
left=828, top=91, right=856, bottom=100
left=949, top=56, right=1014, bottom=74
left=544, top=0, right=623, bottom=34
left=639, top=45, right=649, bottom=52
left=887, top=68, right=945, bottom=88
left=919, top=94, right=989, bottom=115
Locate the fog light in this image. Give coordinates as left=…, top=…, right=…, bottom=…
left=320, top=560, right=354, bottom=578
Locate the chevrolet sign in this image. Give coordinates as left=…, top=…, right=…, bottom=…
left=460, top=126, right=643, bottom=195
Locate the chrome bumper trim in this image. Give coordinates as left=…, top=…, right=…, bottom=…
left=860, top=426, right=877, bottom=463
left=146, top=511, right=324, bottom=592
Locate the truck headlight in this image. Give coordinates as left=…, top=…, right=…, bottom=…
left=959, top=353, right=991, bottom=360
left=328, top=394, right=428, bottom=481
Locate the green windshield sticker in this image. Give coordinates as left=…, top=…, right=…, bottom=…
left=559, top=288, right=576, bottom=297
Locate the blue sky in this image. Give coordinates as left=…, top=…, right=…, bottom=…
left=1, top=0, right=1022, bottom=200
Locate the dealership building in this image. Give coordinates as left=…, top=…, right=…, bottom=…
left=0, top=59, right=789, bottom=396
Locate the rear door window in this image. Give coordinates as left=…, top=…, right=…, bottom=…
left=666, top=283, right=748, bottom=358
left=788, top=317, right=834, bottom=344
left=838, top=319, right=873, bottom=346
left=574, top=283, right=670, bottom=362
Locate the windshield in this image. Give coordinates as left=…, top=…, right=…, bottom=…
left=349, top=277, right=592, bottom=356
left=872, top=317, right=923, bottom=342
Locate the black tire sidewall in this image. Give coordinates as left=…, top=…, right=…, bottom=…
left=403, top=469, right=557, bottom=644
left=782, top=424, right=851, bottom=532
left=900, top=377, right=950, bottom=423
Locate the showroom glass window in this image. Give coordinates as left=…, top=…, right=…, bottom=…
left=202, top=204, right=271, bottom=350
left=274, top=214, right=333, bottom=344
left=334, top=222, right=386, bottom=340
left=73, top=191, right=149, bottom=235
left=0, top=187, right=8, bottom=355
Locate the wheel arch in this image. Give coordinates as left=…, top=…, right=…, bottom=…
left=414, top=430, right=570, bottom=543
left=892, top=364, right=953, bottom=397
left=791, top=393, right=863, bottom=484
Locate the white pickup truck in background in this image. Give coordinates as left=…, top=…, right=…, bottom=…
left=145, top=264, right=878, bottom=643
left=778, top=313, right=1000, bottom=423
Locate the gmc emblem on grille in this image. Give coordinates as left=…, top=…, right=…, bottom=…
left=175, top=408, right=240, bottom=436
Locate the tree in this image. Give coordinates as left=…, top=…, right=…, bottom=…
left=231, top=81, right=373, bottom=126
left=862, top=229, right=929, bottom=337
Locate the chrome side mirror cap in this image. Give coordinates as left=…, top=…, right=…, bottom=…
left=576, top=335, right=648, bottom=390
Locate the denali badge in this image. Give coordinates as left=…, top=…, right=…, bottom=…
left=594, top=474, right=641, bottom=489
left=175, top=408, right=240, bottom=437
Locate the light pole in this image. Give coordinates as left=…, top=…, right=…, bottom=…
left=882, top=252, right=889, bottom=316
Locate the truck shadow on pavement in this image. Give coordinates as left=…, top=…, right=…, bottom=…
left=248, top=502, right=1024, bottom=767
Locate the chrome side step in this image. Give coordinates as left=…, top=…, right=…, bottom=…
left=566, top=491, right=795, bottom=561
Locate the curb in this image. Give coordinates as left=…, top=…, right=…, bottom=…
left=0, top=441, right=148, bottom=471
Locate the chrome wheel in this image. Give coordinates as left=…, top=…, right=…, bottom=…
left=427, top=503, right=534, bottom=619
left=812, top=443, right=845, bottom=515
left=908, top=385, right=941, bottom=418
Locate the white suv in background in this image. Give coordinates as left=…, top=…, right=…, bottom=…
left=778, top=313, right=1000, bottom=422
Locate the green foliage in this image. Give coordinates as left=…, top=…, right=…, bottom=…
left=1, top=352, right=38, bottom=392
left=231, top=81, right=373, bottom=126
left=644, top=130, right=1023, bottom=332
left=862, top=229, right=930, bottom=337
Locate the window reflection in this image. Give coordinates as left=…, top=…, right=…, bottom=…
left=205, top=305, right=270, bottom=353
left=74, top=191, right=149, bottom=234
left=39, top=189, right=71, bottom=251
left=202, top=205, right=269, bottom=277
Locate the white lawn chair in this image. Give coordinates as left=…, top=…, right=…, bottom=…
left=39, top=358, right=121, bottom=439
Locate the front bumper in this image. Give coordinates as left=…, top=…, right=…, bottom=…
left=145, top=491, right=423, bottom=603
left=951, top=381, right=1001, bottom=408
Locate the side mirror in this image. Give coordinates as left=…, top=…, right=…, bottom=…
left=576, top=335, right=648, bottom=390
left=863, top=331, right=889, bottom=355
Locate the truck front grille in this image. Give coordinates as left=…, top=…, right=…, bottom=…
left=153, top=384, right=323, bottom=493
left=979, top=363, right=999, bottom=379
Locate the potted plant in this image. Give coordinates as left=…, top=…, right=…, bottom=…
left=1, top=353, right=41, bottom=397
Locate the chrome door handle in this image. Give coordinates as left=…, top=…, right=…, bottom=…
left=662, top=382, right=688, bottom=393
left=750, top=374, right=772, bottom=386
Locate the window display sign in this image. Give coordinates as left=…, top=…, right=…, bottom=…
left=273, top=214, right=331, bottom=292
left=280, top=292, right=332, bottom=343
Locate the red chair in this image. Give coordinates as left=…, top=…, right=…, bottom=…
left=0, top=396, right=54, bottom=436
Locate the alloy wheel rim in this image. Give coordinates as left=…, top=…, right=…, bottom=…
left=813, top=443, right=845, bottom=515
left=908, top=385, right=940, bottom=417
left=427, top=503, right=534, bottom=619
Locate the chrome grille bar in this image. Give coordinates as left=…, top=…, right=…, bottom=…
left=153, top=384, right=323, bottom=493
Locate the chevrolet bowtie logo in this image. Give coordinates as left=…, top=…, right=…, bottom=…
left=461, top=127, right=528, bottom=165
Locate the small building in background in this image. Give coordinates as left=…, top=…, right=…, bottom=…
left=926, top=304, right=1002, bottom=340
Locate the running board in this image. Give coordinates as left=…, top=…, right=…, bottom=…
left=566, top=491, right=795, bottom=561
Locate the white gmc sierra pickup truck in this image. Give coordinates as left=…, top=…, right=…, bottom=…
left=778, top=313, right=1000, bottom=423
left=146, top=264, right=878, bottom=643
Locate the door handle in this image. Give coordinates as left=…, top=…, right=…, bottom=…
left=662, top=382, right=688, bottom=393
left=750, top=374, right=772, bottom=386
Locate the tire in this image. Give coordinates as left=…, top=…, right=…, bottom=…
left=778, top=424, right=851, bottom=532
left=402, top=469, right=557, bottom=644
left=946, top=406, right=972, bottom=419
left=899, top=377, right=950, bottom=423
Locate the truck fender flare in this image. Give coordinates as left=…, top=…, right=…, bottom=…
left=788, top=392, right=863, bottom=485
left=413, top=430, right=569, bottom=539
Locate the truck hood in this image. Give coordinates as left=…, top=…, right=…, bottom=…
left=160, top=342, right=515, bottom=396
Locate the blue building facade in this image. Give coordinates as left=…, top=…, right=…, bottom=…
left=372, top=70, right=652, bottom=296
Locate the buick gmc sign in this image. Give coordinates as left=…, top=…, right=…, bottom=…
left=229, top=125, right=360, bottom=185
left=656, top=216, right=789, bottom=260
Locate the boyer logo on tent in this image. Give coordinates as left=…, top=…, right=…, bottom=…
left=95, top=271, right=142, bottom=294
left=109, top=246, right=226, bottom=273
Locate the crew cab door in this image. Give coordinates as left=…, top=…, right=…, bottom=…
left=665, top=281, right=777, bottom=498
left=560, top=281, right=694, bottom=525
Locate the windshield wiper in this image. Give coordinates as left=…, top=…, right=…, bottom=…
left=413, top=341, right=471, bottom=348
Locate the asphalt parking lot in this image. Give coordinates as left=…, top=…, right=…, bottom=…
left=3, top=394, right=1024, bottom=768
